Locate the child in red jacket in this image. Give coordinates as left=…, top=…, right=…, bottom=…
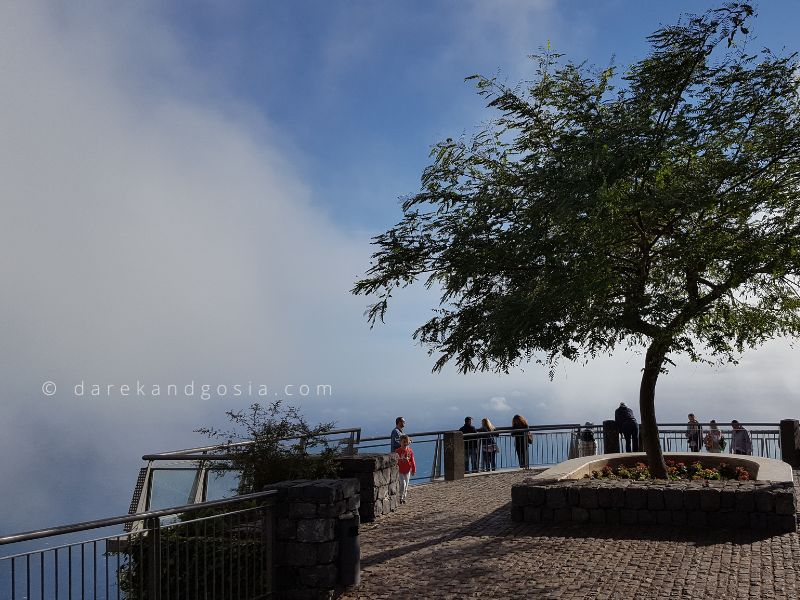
left=395, top=434, right=416, bottom=503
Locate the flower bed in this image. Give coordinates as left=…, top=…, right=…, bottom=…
left=586, top=459, right=751, bottom=482
left=510, top=453, right=797, bottom=534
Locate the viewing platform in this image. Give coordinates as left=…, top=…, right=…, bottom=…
left=343, top=469, right=800, bottom=599
left=1, top=420, right=798, bottom=598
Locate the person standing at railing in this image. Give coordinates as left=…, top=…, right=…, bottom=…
left=478, top=418, right=499, bottom=471
left=730, top=420, right=753, bottom=455
left=704, top=420, right=726, bottom=453
left=686, top=413, right=703, bottom=452
left=579, top=422, right=597, bottom=457
left=395, top=434, right=416, bottom=503
left=614, top=402, right=639, bottom=452
left=460, top=416, right=479, bottom=473
left=512, top=414, right=532, bottom=468
left=391, top=416, right=405, bottom=451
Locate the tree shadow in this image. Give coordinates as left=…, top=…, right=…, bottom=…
left=362, top=501, right=796, bottom=572
left=351, top=488, right=800, bottom=600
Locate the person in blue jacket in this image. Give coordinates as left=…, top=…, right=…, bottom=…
left=390, top=416, right=405, bottom=451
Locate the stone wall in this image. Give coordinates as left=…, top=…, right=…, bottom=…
left=267, top=479, right=361, bottom=599
left=511, top=478, right=797, bottom=533
left=781, top=419, right=800, bottom=467
left=338, top=454, right=399, bottom=522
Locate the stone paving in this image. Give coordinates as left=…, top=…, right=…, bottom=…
left=341, top=470, right=800, bottom=599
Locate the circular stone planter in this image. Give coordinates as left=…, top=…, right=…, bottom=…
left=533, top=452, right=792, bottom=482
left=510, top=453, right=797, bottom=533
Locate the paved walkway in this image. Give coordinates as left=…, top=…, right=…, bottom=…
left=342, top=470, right=800, bottom=599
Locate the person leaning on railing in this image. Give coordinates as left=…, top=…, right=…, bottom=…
left=614, top=402, right=639, bottom=452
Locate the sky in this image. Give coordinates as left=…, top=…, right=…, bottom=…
left=1, top=0, right=800, bottom=534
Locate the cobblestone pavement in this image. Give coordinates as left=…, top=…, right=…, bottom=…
left=341, top=470, right=800, bottom=600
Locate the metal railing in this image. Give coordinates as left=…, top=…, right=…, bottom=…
left=357, top=421, right=782, bottom=483
left=141, top=427, right=362, bottom=462
left=358, top=423, right=596, bottom=482
left=122, top=421, right=782, bottom=519
left=0, top=490, right=277, bottom=600
left=652, top=423, right=781, bottom=459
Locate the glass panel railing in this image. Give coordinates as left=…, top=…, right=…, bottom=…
left=204, top=469, right=241, bottom=501
left=148, top=468, right=198, bottom=511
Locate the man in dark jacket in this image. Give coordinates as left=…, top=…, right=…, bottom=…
left=614, top=402, right=639, bottom=452
left=459, top=416, right=479, bottom=473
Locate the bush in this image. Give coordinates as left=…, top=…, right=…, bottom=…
left=197, top=401, right=341, bottom=493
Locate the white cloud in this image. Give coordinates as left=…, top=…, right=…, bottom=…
left=487, top=396, right=512, bottom=412
left=0, top=0, right=378, bottom=530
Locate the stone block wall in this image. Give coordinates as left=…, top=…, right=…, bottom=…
left=267, top=479, right=361, bottom=599
left=338, top=454, right=399, bottom=522
left=511, top=478, right=797, bottom=533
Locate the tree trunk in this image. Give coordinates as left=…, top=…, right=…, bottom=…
left=639, top=340, right=668, bottom=479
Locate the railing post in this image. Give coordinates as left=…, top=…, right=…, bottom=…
left=144, top=516, right=161, bottom=600
left=344, top=431, right=356, bottom=456
left=437, top=433, right=444, bottom=479
left=443, top=431, right=464, bottom=481
left=603, top=420, right=620, bottom=454
left=430, top=436, right=440, bottom=482
left=780, top=419, right=800, bottom=467
left=261, top=497, right=276, bottom=596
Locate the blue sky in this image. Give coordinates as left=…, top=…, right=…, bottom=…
left=2, top=1, right=800, bottom=533
left=156, top=1, right=800, bottom=232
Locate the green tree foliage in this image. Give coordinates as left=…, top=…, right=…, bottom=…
left=353, top=3, right=800, bottom=478
left=197, top=401, right=340, bottom=492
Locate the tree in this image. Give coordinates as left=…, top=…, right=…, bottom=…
left=353, top=3, right=800, bottom=478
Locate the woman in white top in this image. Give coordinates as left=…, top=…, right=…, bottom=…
left=704, top=420, right=724, bottom=453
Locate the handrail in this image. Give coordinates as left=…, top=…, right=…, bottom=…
left=462, top=426, right=577, bottom=438
left=359, top=423, right=585, bottom=443
left=359, top=421, right=779, bottom=443
left=143, top=427, right=361, bottom=460
left=141, top=423, right=777, bottom=457
left=0, top=489, right=277, bottom=546
left=652, top=422, right=779, bottom=427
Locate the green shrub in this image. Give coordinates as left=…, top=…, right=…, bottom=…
left=197, top=401, right=341, bottom=493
